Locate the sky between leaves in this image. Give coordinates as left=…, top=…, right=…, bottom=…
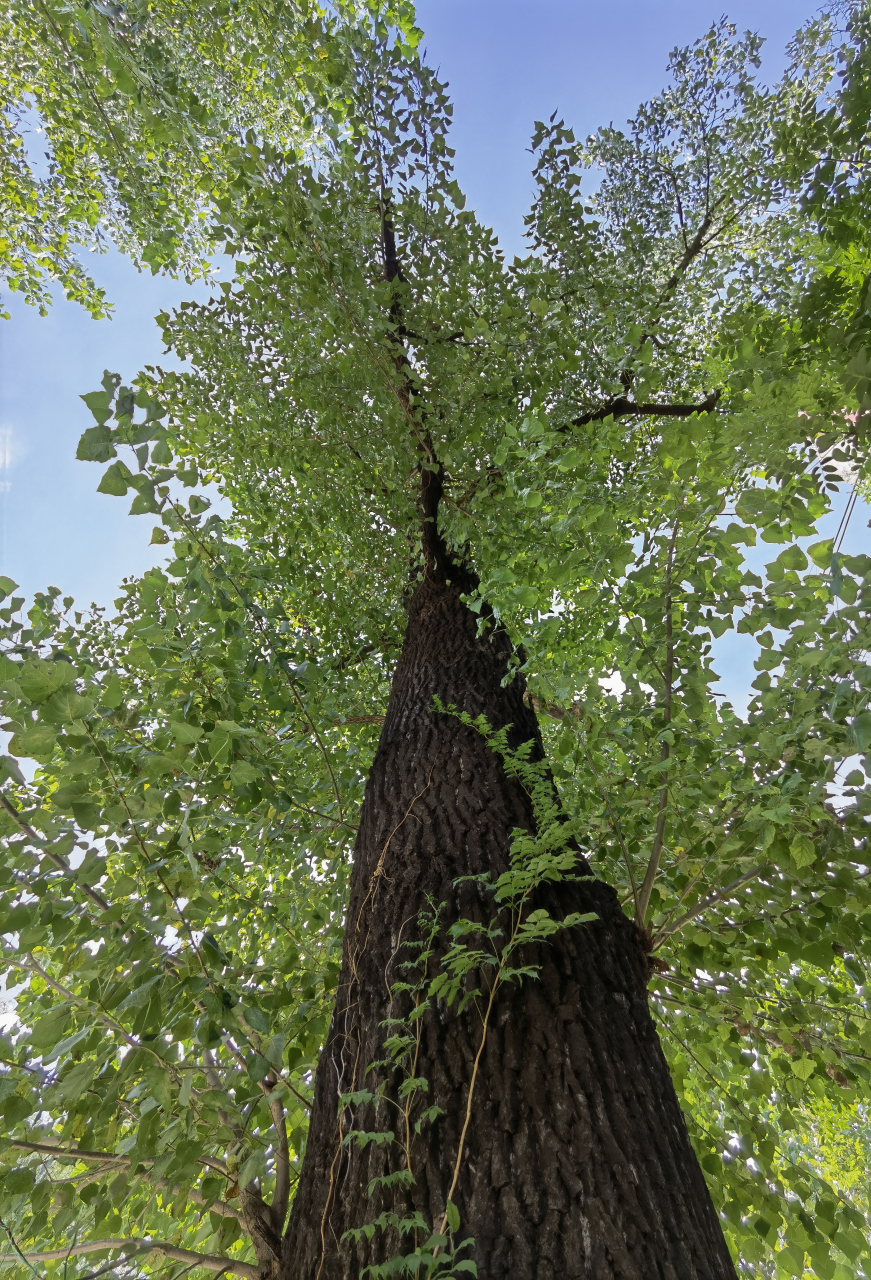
left=0, top=0, right=867, bottom=720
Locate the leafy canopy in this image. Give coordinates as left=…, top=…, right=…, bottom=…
left=0, top=0, right=420, bottom=314
left=2, top=5, right=871, bottom=1279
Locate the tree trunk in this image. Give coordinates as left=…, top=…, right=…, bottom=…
left=283, top=560, right=737, bottom=1280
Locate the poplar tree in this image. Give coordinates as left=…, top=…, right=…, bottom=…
left=2, top=5, right=871, bottom=1279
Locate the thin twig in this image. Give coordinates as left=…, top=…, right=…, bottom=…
left=637, top=512, right=681, bottom=921
left=652, top=863, right=771, bottom=948
left=580, top=742, right=640, bottom=923
left=0, top=1238, right=257, bottom=1279
left=0, top=793, right=110, bottom=913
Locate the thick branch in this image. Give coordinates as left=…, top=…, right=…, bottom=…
left=662, top=213, right=713, bottom=295
left=267, top=1084, right=291, bottom=1234
left=571, top=388, right=720, bottom=429
left=376, top=192, right=464, bottom=586
left=0, top=1238, right=258, bottom=1278
left=525, top=694, right=584, bottom=723
left=380, top=201, right=405, bottom=286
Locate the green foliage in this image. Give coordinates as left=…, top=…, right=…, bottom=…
left=0, top=486, right=383, bottom=1273
left=0, top=0, right=409, bottom=314
left=3, top=4, right=871, bottom=1279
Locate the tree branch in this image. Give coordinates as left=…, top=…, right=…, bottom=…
left=12, top=955, right=141, bottom=1054
left=0, top=1238, right=258, bottom=1279
left=524, top=694, right=584, bottom=723
left=662, top=212, right=713, bottom=295
left=9, top=1141, right=237, bottom=1212
left=637, top=514, right=680, bottom=922
left=652, top=864, right=772, bottom=947
left=0, top=793, right=111, bottom=913
left=580, top=741, right=640, bottom=924
left=266, top=1079, right=291, bottom=1234
left=571, top=388, right=720, bottom=429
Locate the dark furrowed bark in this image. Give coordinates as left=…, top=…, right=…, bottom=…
left=283, top=569, right=736, bottom=1280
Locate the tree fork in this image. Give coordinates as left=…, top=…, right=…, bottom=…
left=283, top=542, right=736, bottom=1278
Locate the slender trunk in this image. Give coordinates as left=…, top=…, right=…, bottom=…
left=283, top=564, right=736, bottom=1279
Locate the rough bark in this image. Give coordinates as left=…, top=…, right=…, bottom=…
left=282, top=557, right=737, bottom=1279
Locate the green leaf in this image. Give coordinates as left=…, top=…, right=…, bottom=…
left=19, top=659, right=76, bottom=701
left=446, top=179, right=466, bottom=210
left=850, top=711, right=871, bottom=752
left=445, top=1199, right=460, bottom=1233
left=237, top=1152, right=266, bottom=1189
left=9, top=724, right=58, bottom=760
left=776, top=544, right=808, bottom=572
left=130, top=487, right=160, bottom=515
left=100, top=674, right=125, bottom=709
left=80, top=390, right=114, bottom=425
left=230, top=759, right=261, bottom=785
left=5, top=1167, right=34, bottom=1195
left=127, top=642, right=155, bottom=671
left=202, top=933, right=230, bottom=966
left=45, top=688, right=95, bottom=723
left=168, top=720, right=204, bottom=744
left=0, top=575, right=19, bottom=601
left=97, top=461, right=133, bottom=496
left=57, top=1061, right=96, bottom=1101
left=71, top=801, right=101, bottom=831
left=150, top=432, right=173, bottom=464
left=117, top=976, right=161, bottom=1011
left=134, top=390, right=166, bottom=421
left=790, top=1056, right=815, bottom=1080
left=242, top=1006, right=270, bottom=1035
left=30, top=1007, right=72, bottom=1050
left=0, top=754, right=25, bottom=784
left=3, top=1094, right=34, bottom=1126
left=142, top=754, right=177, bottom=777
left=790, top=833, right=816, bottom=869
left=77, top=425, right=117, bottom=462
left=807, top=537, right=834, bottom=569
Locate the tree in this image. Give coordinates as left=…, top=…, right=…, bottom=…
left=1, top=5, right=871, bottom=1279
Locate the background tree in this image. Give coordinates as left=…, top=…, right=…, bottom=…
left=1, top=5, right=871, bottom=1279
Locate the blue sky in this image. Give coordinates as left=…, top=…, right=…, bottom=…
left=416, top=0, right=814, bottom=256
left=1, top=0, right=865, bottom=711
